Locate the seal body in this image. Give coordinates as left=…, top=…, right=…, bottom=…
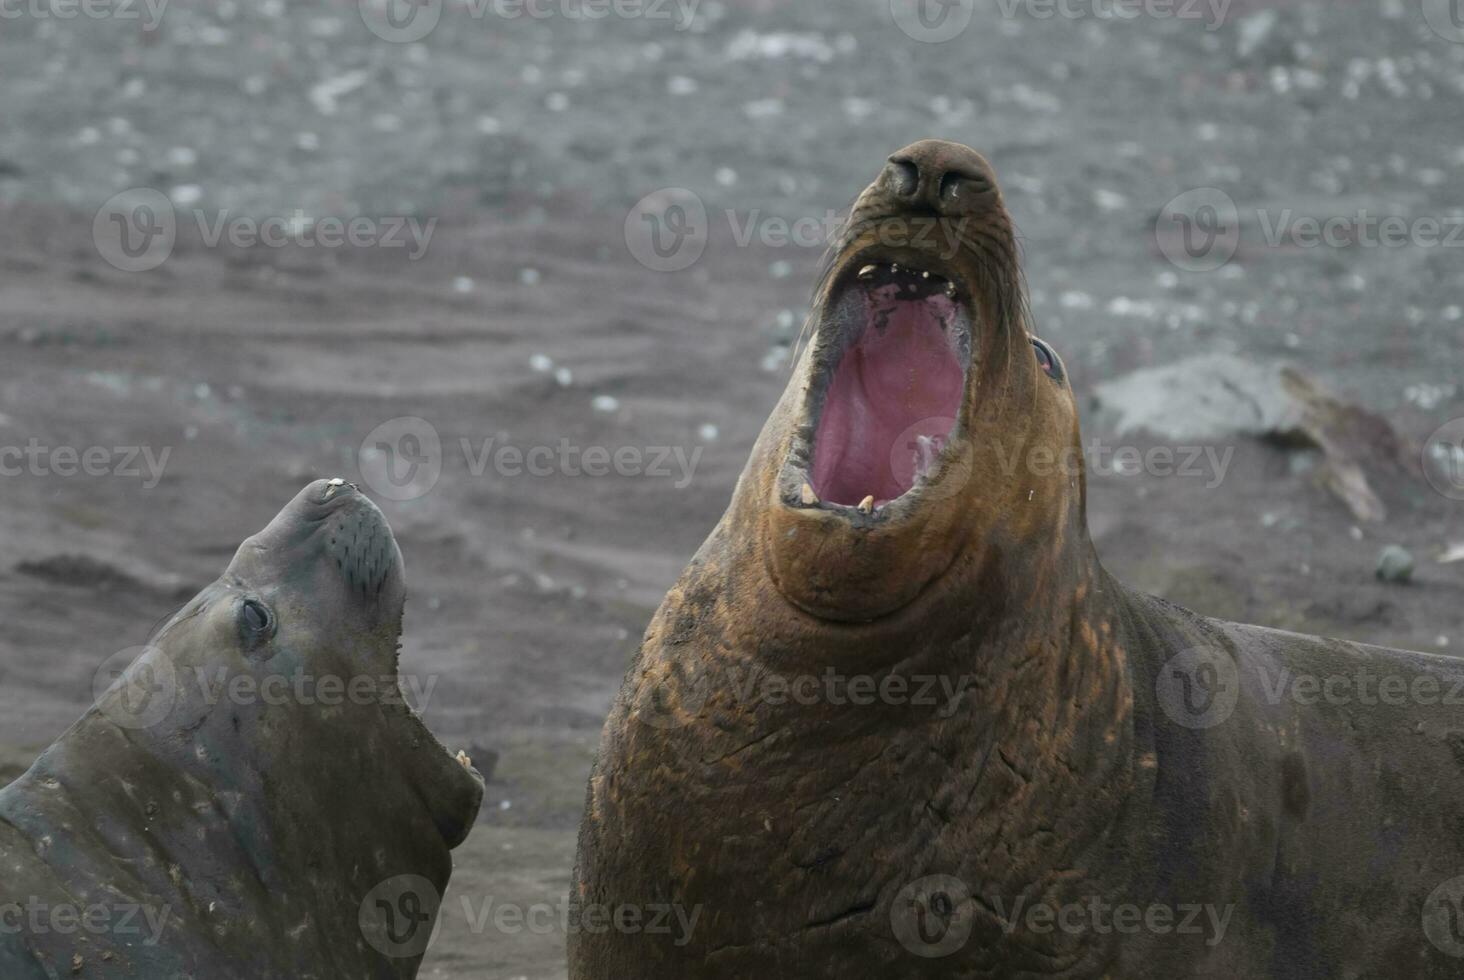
left=570, top=141, right=1464, bottom=979
left=0, top=481, right=483, bottom=979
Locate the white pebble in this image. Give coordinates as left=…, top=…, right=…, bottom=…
left=592, top=395, right=620, bottom=414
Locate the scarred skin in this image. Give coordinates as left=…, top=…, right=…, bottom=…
left=0, top=480, right=483, bottom=980
left=570, top=140, right=1464, bottom=978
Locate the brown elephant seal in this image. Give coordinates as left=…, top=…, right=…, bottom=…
left=0, top=480, right=483, bottom=979
left=571, top=140, right=1464, bottom=978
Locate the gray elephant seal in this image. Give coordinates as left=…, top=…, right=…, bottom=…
left=0, top=479, right=483, bottom=979
left=570, top=140, right=1464, bottom=978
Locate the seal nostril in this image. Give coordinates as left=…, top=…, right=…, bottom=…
left=939, top=171, right=963, bottom=203
left=886, top=158, right=919, bottom=197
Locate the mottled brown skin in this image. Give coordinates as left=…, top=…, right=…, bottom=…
left=0, top=481, right=483, bottom=980
left=571, top=141, right=1464, bottom=978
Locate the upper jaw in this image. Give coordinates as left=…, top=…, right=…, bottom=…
left=776, top=244, right=977, bottom=525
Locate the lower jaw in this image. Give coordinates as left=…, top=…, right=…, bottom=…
left=762, top=491, right=969, bottom=622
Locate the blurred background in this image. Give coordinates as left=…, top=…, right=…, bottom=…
left=1, top=0, right=1462, bottom=975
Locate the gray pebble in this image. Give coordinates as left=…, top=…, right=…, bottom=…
left=1376, top=545, right=1415, bottom=584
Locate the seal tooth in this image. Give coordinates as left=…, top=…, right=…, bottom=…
left=800, top=483, right=819, bottom=506
left=921, top=270, right=930, bottom=280
left=945, top=282, right=957, bottom=299
left=857, top=495, right=874, bottom=514
left=857, top=265, right=877, bottom=281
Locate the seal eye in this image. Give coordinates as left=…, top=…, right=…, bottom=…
left=1032, top=338, right=1063, bottom=382
left=241, top=599, right=272, bottom=635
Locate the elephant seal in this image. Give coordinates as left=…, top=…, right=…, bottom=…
left=571, top=140, right=1464, bottom=978
left=0, top=480, right=483, bottom=979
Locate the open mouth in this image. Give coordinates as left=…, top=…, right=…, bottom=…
left=798, top=259, right=972, bottom=514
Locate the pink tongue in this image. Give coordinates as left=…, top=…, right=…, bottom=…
left=810, top=288, right=965, bottom=506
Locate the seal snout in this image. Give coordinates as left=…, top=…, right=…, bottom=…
left=321, top=490, right=401, bottom=599
left=241, top=479, right=405, bottom=604
left=881, top=139, right=996, bottom=216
